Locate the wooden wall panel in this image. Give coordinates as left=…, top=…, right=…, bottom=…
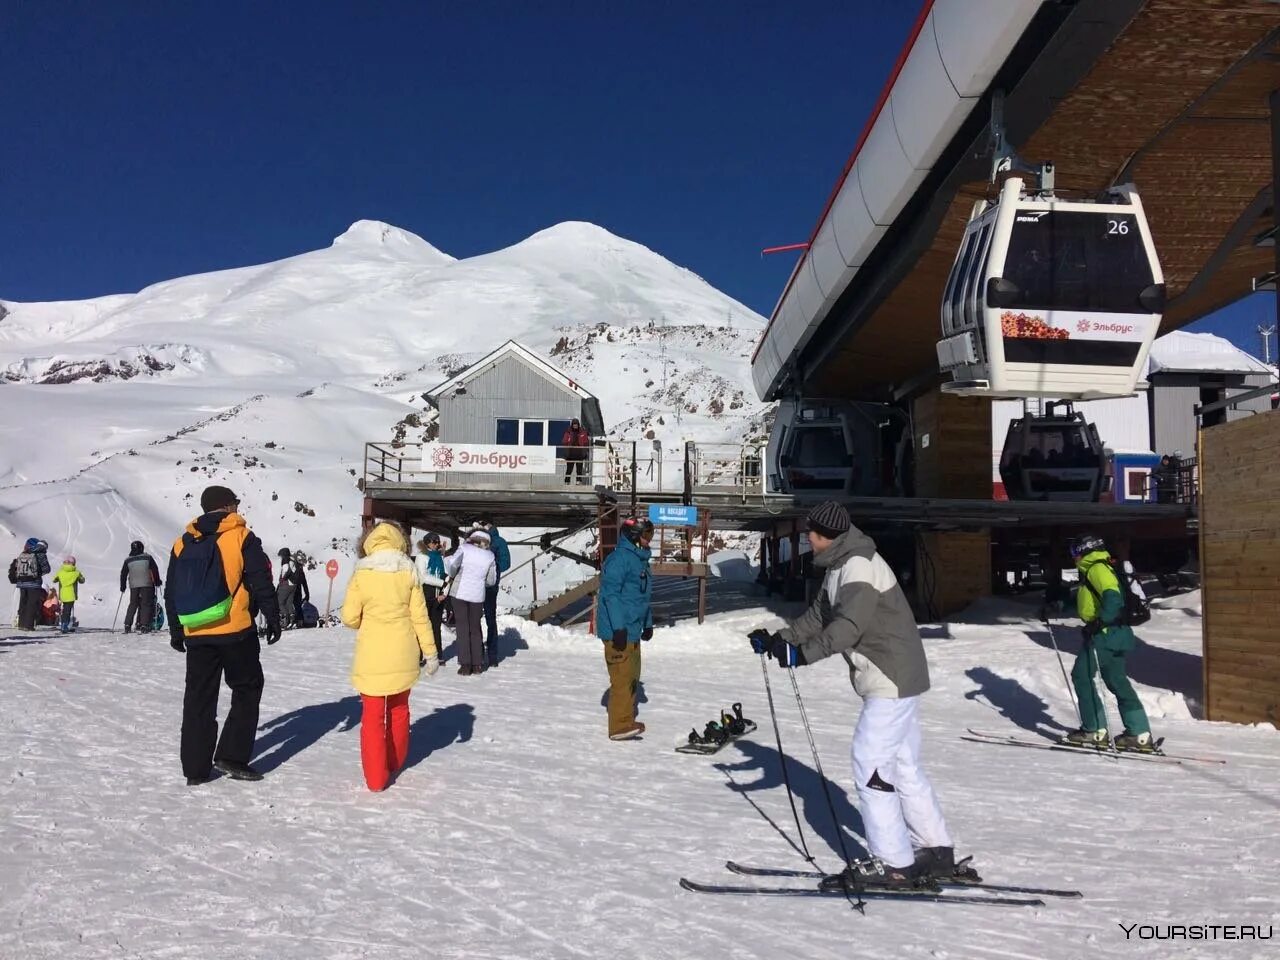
left=912, top=389, right=992, bottom=500
left=1200, top=409, right=1280, bottom=725
left=917, top=531, right=991, bottom=618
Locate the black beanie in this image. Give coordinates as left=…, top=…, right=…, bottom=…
left=806, top=500, right=851, bottom=540
left=200, top=485, right=239, bottom=513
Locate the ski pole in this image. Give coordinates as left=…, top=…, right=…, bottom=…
left=757, top=653, right=816, bottom=867
left=787, top=667, right=865, bottom=914
left=111, top=592, right=124, bottom=633
left=1089, top=642, right=1121, bottom=757
left=1041, top=614, right=1081, bottom=726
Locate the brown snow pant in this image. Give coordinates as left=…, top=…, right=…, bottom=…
left=604, top=641, right=642, bottom=736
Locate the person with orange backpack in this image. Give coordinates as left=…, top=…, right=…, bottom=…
left=165, top=486, right=280, bottom=785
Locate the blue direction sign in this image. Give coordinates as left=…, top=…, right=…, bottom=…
left=649, top=504, right=699, bottom=527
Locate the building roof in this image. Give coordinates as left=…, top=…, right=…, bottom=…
left=1147, top=330, right=1275, bottom=376
left=424, top=340, right=599, bottom=404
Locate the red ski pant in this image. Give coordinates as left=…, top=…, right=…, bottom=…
left=360, top=690, right=411, bottom=791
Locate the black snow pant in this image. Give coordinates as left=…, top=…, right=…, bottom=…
left=452, top=599, right=484, bottom=670
left=17, top=588, right=43, bottom=630
left=125, top=586, right=156, bottom=632
left=483, top=583, right=500, bottom=667
left=181, top=630, right=265, bottom=779
left=423, top=585, right=444, bottom=661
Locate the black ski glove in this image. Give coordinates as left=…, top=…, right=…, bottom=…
left=641, top=627, right=653, bottom=641
left=169, top=629, right=185, bottom=653
left=611, top=629, right=628, bottom=652
left=769, top=636, right=807, bottom=669
left=748, top=628, right=776, bottom=655
left=1082, top=621, right=1100, bottom=642
left=263, top=618, right=283, bottom=646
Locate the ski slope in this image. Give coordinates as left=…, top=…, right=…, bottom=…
left=2, top=588, right=1276, bottom=959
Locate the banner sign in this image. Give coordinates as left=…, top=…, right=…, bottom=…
left=423, top=443, right=557, bottom=474
left=649, top=504, right=699, bottom=527
left=1000, top=310, right=1152, bottom=342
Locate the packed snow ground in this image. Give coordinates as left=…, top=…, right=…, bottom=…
left=2, top=588, right=1277, bottom=960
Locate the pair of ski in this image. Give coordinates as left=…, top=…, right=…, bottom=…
left=681, top=861, right=1081, bottom=908
left=961, top=729, right=1226, bottom=766
left=675, top=703, right=757, bottom=755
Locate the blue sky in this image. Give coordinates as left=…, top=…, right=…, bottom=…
left=6, top=2, right=1274, bottom=359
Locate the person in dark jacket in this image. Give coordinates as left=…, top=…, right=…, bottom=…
left=120, top=540, right=162, bottom=634
left=166, top=486, right=280, bottom=785
left=748, top=501, right=957, bottom=892
left=560, top=419, right=591, bottom=484
left=596, top=517, right=654, bottom=740
left=9, top=538, right=51, bottom=631
left=478, top=520, right=511, bottom=667
left=290, top=551, right=311, bottom=624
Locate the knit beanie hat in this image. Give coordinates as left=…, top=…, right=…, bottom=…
left=806, top=500, right=851, bottom=540
left=200, top=485, right=239, bottom=513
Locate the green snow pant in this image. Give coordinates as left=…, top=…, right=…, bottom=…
left=1071, top=642, right=1150, bottom=735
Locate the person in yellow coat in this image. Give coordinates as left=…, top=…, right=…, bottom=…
left=341, top=523, right=439, bottom=791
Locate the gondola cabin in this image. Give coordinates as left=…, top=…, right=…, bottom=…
left=998, top=402, right=1106, bottom=502
left=936, top=176, right=1164, bottom=400
left=766, top=399, right=907, bottom=498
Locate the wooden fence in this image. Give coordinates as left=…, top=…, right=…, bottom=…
left=1200, top=409, right=1280, bottom=724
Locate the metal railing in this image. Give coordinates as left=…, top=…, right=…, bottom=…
left=363, top=437, right=768, bottom=500
left=1140, top=458, right=1198, bottom=505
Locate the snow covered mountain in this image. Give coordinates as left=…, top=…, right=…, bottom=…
left=0, top=220, right=769, bottom=619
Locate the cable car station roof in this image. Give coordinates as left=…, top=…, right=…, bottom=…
left=753, top=0, right=1280, bottom=402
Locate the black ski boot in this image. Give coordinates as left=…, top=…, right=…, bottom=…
left=914, top=846, right=982, bottom=884
left=1113, top=730, right=1157, bottom=753
left=819, top=858, right=927, bottom=892
left=213, top=759, right=264, bottom=782
left=1063, top=728, right=1110, bottom=749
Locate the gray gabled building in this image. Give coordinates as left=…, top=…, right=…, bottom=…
left=424, top=339, right=604, bottom=447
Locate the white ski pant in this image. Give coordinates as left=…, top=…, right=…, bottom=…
left=851, top=696, right=951, bottom=868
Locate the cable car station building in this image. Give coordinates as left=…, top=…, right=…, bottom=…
left=750, top=0, right=1280, bottom=721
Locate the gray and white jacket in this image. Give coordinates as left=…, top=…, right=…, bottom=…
left=780, top=526, right=929, bottom=700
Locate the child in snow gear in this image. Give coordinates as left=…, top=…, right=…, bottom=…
left=53, top=557, right=85, bottom=633
left=597, top=516, right=654, bottom=740
left=1064, top=535, right=1154, bottom=751
left=41, top=588, right=61, bottom=626
left=560, top=418, right=590, bottom=484
left=9, top=538, right=50, bottom=631
left=415, top=535, right=447, bottom=663
left=445, top=528, right=497, bottom=675
left=748, top=501, right=957, bottom=891
left=166, top=486, right=280, bottom=785
left=341, top=523, right=439, bottom=791
left=120, top=540, right=162, bottom=634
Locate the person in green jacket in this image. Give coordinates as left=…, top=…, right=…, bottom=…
left=1065, top=535, right=1153, bottom=751
left=53, top=556, right=85, bottom=634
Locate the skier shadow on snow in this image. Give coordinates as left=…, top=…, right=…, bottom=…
left=401, top=703, right=475, bottom=772
left=715, top=739, right=869, bottom=863
left=964, top=666, right=1073, bottom=735
left=1024, top=628, right=1203, bottom=705
left=253, top=696, right=363, bottom=774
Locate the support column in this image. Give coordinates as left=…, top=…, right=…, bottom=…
left=911, top=387, right=993, bottom=617
left=1271, top=89, right=1280, bottom=333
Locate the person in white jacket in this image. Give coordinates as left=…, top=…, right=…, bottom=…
left=445, top=528, right=497, bottom=675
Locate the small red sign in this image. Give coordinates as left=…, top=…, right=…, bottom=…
left=325, top=559, right=339, bottom=580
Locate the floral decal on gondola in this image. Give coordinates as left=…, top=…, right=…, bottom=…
left=1000, top=310, right=1070, bottom=340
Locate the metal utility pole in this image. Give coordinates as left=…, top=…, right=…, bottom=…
left=1258, top=324, right=1276, bottom=366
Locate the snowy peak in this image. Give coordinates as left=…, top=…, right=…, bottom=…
left=331, top=219, right=455, bottom=263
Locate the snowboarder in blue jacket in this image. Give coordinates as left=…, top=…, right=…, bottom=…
left=596, top=517, right=654, bottom=740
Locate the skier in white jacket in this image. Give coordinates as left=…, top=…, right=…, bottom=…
left=445, top=529, right=496, bottom=675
